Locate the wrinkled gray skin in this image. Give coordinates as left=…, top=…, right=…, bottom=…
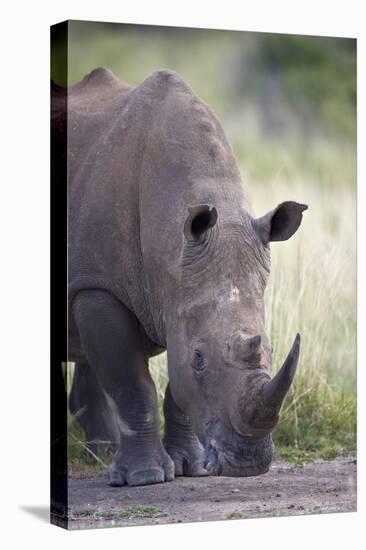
left=54, top=67, right=307, bottom=486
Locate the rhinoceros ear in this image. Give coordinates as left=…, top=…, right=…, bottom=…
left=254, top=201, right=308, bottom=243
left=184, top=205, right=218, bottom=241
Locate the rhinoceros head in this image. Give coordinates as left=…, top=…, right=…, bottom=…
left=166, top=200, right=307, bottom=477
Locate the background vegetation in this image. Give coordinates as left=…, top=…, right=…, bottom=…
left=55, top=21, right=356, bottom=467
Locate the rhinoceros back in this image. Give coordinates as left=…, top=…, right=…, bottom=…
left=66, top=68, right=161, bottom=344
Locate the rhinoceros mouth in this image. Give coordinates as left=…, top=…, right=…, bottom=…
left=203, top=433, right=273, bottom=477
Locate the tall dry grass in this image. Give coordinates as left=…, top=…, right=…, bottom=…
left=256, top=180, right=355, bottom=456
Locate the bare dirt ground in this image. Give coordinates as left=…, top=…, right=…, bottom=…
left=66, top=457, right=356, bottom=530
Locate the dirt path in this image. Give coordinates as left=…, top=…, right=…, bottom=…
left=66, top=457, right=356, bottom=529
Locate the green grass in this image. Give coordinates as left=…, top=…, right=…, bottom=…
left=226, top=511, right=250, bottom=520
left=254, top=176, right=356, bottom=457
left=72, top=506, right=165, bottom=521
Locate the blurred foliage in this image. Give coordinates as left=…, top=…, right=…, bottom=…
left=51, top=21, right=356, bottom=145
left=251, top=35, right=356, bottom=140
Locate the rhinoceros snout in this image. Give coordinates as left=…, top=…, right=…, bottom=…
left=203, top=432, right=273, bottom=477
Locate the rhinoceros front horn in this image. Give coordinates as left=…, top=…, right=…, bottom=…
left=263, top=333, right=301, bottom=413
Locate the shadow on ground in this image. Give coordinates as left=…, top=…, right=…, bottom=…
left=20, top=506, right=49, bottom=523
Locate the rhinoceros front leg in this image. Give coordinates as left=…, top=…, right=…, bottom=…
left=163, top=384, right=208, bottom=477
left=72, top=289, right=174, bottom=487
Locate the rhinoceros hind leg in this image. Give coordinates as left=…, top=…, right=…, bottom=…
left=72, top=289, right=174, bottom=487
left=69, top=361, right=120, bottom=455
left=163, top=384, right=208, bottom=477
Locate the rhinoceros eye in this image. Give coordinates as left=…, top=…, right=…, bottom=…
left=191, top=349, right=206, bottom=377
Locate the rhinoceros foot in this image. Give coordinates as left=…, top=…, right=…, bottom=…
left=163, top=384, right=208, bottom=477
left=164, top=440, right=209, bottom=477
left=107, top=445, right=175, bottom=487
